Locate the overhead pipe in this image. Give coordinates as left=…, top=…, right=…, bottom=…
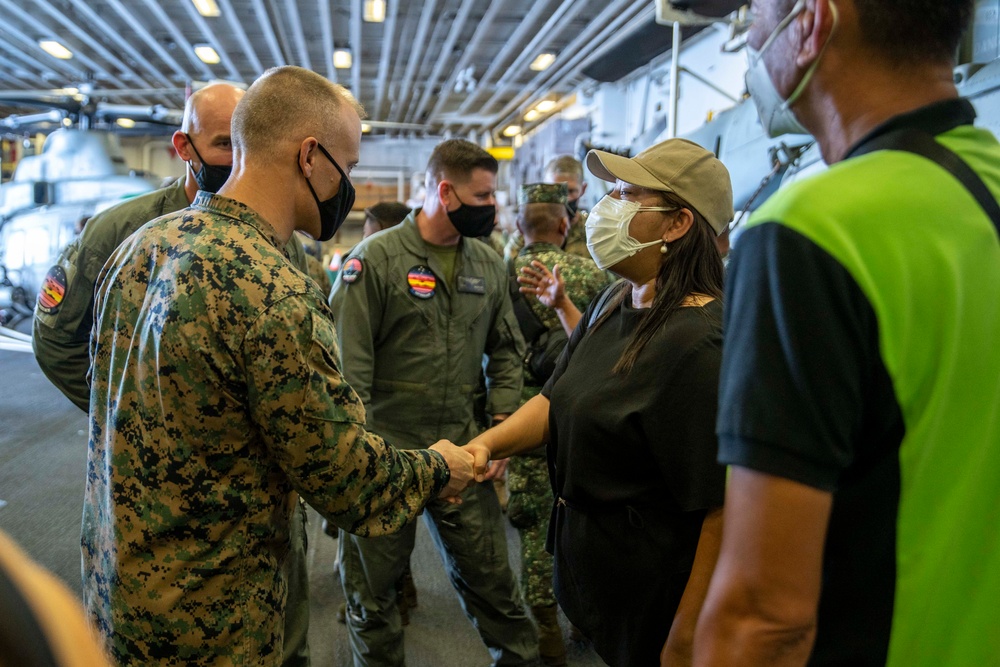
left=424, top=0, right=506, bottom=124
left=319, top=0, right=338, bottom=83
left=395, top=14, right=452, bottom=125
left=668, top=21, right=681, bottom=138
left=269, top=0, right=296, bottom=67
left=373, top=0, right=402, bottom=119
left=32, top=0, right=160, bottom=99
left=219, top=0, right=265, bottom=75
left=176, top=0, right=245, bottom=82
left=65, top=0, right=175, bottom=89
left=391, top=0, right=439, bottom=125
left=140, top=0, right=215, bottom=82
left=351, top=0, right=362, bottom=98
left=285, top=0, right=312, bottom=71
left=251, top=0, right=286, bottom=66
left=407, top=0, right=479, bottom=125
left=454, top=0, right=556, bottom=117
left=0, top=24, right=88, bottom=82
left=103, top=0, right=194, bottom=83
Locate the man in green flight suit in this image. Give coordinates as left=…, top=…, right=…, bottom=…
left=507, top=183, right=611, bottom=666
left=32, top=81, right=316, bottom=667
left=82, top=66, right=476, bottom=667
left=504, top=155, right=591, bottom=263
left=329, top=139, right=539, bottom=667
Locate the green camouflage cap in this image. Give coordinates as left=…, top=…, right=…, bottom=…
left=518, top=182, right=568, bottom=206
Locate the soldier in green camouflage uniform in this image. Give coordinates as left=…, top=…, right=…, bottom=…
left=81, top=67, right=475, bottom=667
left=31, top=82, right=318, bottom=667
left=504, top=155, right=591, bottom=264
left=508, top=183, right=611, bottom=666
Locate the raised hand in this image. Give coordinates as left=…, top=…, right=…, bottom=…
left=429, top=440, right=475, bottom=502
left=518, top=260, right=567, bottom=310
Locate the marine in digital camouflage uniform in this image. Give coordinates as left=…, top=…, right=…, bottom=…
left=82, top=67, right=470, bottom=667
left=508, top=183, right=611, bottom=665
left=503, top=155, right=591, bottom=264
left=31, top=82, right=317, bottom=667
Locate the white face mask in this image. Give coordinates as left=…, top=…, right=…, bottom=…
left=585, top=195, right=675, bottom=271
left=745, top=0, right=838, bottom=138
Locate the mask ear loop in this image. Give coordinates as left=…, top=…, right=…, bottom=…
left=781, top=0, right=840, bottom=111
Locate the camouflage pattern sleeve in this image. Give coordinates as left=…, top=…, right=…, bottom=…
left=483, top=266, right=527, bottom=416
left=243, top=294, right=448, bottom=536
left=563, top=213, right=591, bottom=259
left=504, top=230, right=526, bottom=265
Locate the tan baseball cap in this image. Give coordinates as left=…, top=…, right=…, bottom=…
left=586, top=138, right=734, bottom=235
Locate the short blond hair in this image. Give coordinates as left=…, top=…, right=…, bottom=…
left=232, top=66, right=365, bottom=162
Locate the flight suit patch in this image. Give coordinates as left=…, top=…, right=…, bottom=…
left=37, top=265, right=68, bottom=314
left=407, top=265, right=436, bottom=299
left=457, top=275, right=486, bottom=295
left=341, top=258, right=363, bottom=284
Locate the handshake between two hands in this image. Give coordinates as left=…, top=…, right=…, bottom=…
left=428, top=439, right=507, bottom=504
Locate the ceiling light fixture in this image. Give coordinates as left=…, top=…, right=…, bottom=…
left=191, top=0, right=221, bottom=17
left=502, top=125, right=522, bottom=138
left=39, top=40, right=73, bottom=60
left=116, top=118, right=136, bottom=129
left=535, top=100, right=557, bottom=113
left=363, top=0, right=386, bottom=22
left=361, top=123, right=372, bottom=133
left=333, top=49, right=353, bottom=69
left=194, top=44, right=221, bottom=64
left=524, top=109, right=541, bottom=122
left=530, top=53, right=556, bottom=71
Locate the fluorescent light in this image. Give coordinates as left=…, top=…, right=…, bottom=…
left=116, top=118, right=136, bottom=129
left=333, top=49, right=353, bottom=69
left=502, top=125, right=522, bottom=138
left=535, top=100, right=557, bottom=113
left=39, top=40, right=73, bottom=60
left=361, top=123, right=372, bottom=133
left=191, top=0, right=221, bottom=17
left=530, top=53, right=556, bottom=71
left=364, top=0, right=386, bottom=22
left=62, top=117, right=73, bottom=127
left=194, top=44, right=220, bottom=64
left=524, top=109, right=540, bottom=122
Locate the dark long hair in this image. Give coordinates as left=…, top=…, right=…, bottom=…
left=591, top=192, right=725, bottom=374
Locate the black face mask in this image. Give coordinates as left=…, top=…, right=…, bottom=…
left=566, top=198, right=579, bottom=216
left=185, top=133, right=231, bottom=193
left=302, top=143, right=356, bottom=242
left=447, top=190, right=496, bottom=237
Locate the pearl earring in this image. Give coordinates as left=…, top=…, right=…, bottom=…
left=660, top=241, right=668, bottom=255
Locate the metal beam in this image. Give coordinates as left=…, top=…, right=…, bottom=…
left=425, top=0, right=505, bottom=123
left=139, top=0, right=215, bottom=81
left=251, top=0, right=286, bottom=67
left=319, top=0, right=338, bottom=83
left=102, top=0, right=193, bottom=82
left=454, top=0, right=555, bottom=116
left=0, top=23, right=88, bottom=82
left=373, top=0, right=401, bottom=118
left=392, top=0, right=438, bottom=124
left=350, top=0, right=363, bottom=99
left=175, top=0, right=245, bottom=82
left=408, top=0, right=479, bottom=125
left=65, top=0, right=175, bottom=89
left=218, top=0, right=265, bottom=75
left=285, top=0, right=312, bottom=70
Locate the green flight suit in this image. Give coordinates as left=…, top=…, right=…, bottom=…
left=508, top=242, right=610, bottom=607
left=329, top=212, right=538, bottom=667
left=31, top=179, right=316, bottom=667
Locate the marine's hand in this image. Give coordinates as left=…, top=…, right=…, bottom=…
left=482, top=457, right=508, bottom=481
left=429, top=440, right=475, bottom=502
left=518, top=261, right=568, bottom=310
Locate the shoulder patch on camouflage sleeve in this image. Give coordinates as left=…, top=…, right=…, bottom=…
left=341, top=257, right=364, bottom=284
left=36, top=265, right=68, bottom=314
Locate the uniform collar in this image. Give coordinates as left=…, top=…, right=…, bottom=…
left=398, top=209, right=471, bottom=258
left=191, top=192, right=285, bottom=251
left=520, top=241, right=562, bottom=256
left=845, top=98, right=976, bottom=160
left=165, top=177, right=190, bottom=209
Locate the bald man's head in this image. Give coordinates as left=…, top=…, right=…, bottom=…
left=232, top=66, right=365, bottom=165
left=173, top=82, right=245, bottom=194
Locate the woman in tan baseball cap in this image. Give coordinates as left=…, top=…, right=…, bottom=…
left=466, top=137, right=733, bottom=666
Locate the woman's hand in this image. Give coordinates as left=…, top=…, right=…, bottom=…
left=518, top=260, right=568, bottom=310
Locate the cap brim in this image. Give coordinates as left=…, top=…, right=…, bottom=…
left=586, top=150, right=673, bottom=193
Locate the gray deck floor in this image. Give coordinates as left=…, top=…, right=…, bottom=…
left=0, top=330, right=604, bottom=667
